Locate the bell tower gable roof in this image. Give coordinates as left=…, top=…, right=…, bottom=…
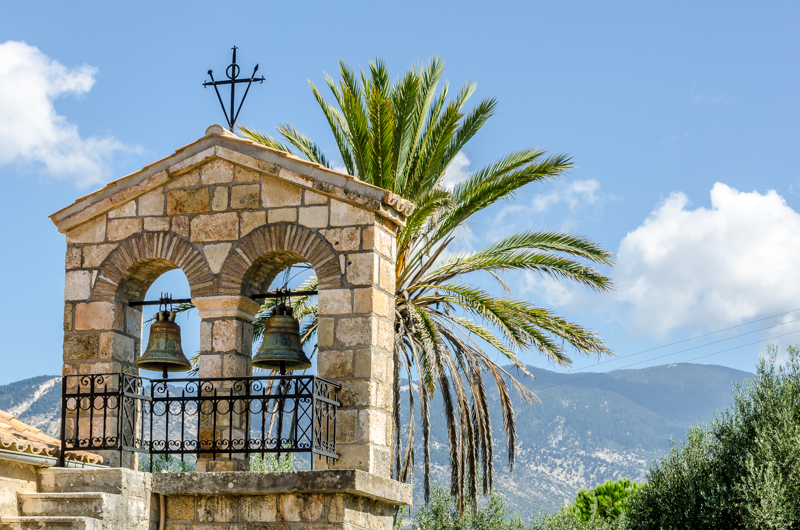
left=50, top=125, right=414, bottom=234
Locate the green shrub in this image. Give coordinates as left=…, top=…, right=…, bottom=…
left=531, top=507, right=629, bottom=530
left=411, top=485, right=525, bottom=530
left=138, top=454, right=195, bottom=473
left=249, top=452, right=295, bottom=472
left=628, top=344, right=800, bottom=529
left=571, top=478, right=639, bottom=522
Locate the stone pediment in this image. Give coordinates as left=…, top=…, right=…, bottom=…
left=50, top=124, right=414, bottom=234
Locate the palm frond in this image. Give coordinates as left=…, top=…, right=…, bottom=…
left=439, top=97, right=498, bottom=177
left=238, top=125, right=296, bottom=154
left=480, top=231, right=615, bottom=265
left=309, top=81, right=355, bottom=175
left=391, top=70, right=422, bottom=192
left=419, top=249, right=613, bottom=292
left=241, top=56, right=613, bottom=516
left=275, top=123, right=331, bottom=168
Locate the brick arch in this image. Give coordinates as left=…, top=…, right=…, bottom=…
left=218, top=223, right=343, bottom=297
left=92, top=232, right=215, bottom=302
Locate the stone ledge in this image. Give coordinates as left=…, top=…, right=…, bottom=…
left=39, top=467, right=152, bottom=496
left=151, top=469, right=412, bottom=506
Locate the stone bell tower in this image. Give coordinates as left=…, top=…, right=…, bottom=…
left=50, top=125, right=413, bottom=529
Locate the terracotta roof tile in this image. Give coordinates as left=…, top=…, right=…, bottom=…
left=0, top=409, right=103, bottom=465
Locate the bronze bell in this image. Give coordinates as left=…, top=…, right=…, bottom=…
left=136, top=310, right=192, bottom=378
left=252, top=304, right=311, bottom=373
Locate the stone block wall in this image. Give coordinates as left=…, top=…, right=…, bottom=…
left=4, top=466, right=409, bottom=530
left=162, top=491, right=393, bottom=530
left=55, top=129, right=412, bottom=477
left=0, top=460, right=37, bottom=518
left=37, top=467, right=155, bottom=530
left=152, top=470, right=410, bottom=530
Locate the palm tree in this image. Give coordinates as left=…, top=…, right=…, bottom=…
left=239, top=57, right=614, bottom=511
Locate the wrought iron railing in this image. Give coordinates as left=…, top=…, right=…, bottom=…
left=59, top=373, right=339, bottom=470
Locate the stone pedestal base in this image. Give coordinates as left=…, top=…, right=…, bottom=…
left=152, top=470, right=412, bottom=530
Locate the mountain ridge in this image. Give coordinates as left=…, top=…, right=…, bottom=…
left=0, top=363, right=752, bottom=519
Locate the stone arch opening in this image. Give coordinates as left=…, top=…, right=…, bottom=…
left=218, top=223, right=343, bottom=299
left=80, top=233, right=213, bottom=381
left=92, top=233, right=215, bottom=303
left=242, top=251, right=308, bottom=297
left=115, top=257, right=180, bottom=303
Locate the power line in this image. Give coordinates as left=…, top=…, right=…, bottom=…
left=529, top=308, right=800, bottom=384
left=539, top=329, right=800, bottom=402
left=530, top=317, right=800, bottom=394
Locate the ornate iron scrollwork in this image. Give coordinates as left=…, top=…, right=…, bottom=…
left=60, top=373, right=340, bottom=470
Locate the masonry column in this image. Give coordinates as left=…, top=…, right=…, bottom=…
left=193, top=295, right=260, bottom=471
left=63, top=235, right=144, bottom=469
left=316, top=210, right=397, bottom=478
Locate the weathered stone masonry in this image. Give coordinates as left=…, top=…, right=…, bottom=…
left=153, top=470, right=410, bottom=530
left=1, top=467, right=410, bottom=530
left=53, top=125, right=414, bottom=477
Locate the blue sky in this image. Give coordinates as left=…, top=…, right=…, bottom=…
left=1, top=1, right=799, bottom=384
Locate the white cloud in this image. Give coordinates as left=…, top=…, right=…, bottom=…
left=494, top=179, right=609, bottom=232
left=690, top=80, right=732, bottom=105
left=519, top=271, right=577, bottom=307
left=662, top=131, right=690, bottom=144
left=438, top=224, right=478, bottom=263
left=0, top=41, right=128, bottom=187
left=443, top=153, right=608, bottom=224
left=617, top=183, right=800, bottom=337
left=530, top=179, right=603, bottom=213
left=331, top=162, right=348, bottom=175
left=442, top=151, right=471, bottom=189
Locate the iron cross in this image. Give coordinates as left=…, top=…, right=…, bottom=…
left=203, top=46, right=265, bottom=131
